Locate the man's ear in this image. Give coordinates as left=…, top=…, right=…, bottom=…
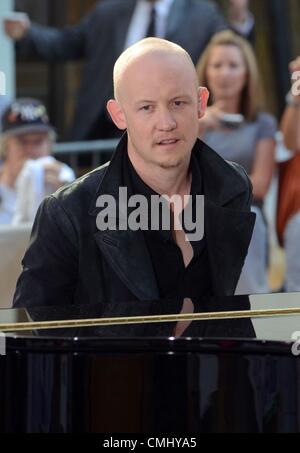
left=106, top=100, right=127, bottom=130
left=197, top=87, right=210, bottom=119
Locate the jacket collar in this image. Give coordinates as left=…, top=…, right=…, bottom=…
left=196, top=140, right=248, bottom=207
left=89, top=133, right=248, bottom=215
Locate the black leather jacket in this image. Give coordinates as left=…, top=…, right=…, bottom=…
left=13, top=135, right=255, bottom=308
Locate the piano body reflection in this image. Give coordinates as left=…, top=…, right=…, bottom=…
left=0, top=293, right=300, bottom=433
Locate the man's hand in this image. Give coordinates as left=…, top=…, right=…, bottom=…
left=4, top=13, right=31, bottom=41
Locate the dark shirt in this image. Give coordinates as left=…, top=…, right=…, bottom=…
left=124, top=151, right=212, bottom=299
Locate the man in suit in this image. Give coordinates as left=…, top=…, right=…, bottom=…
left=227, top=0, right=255, bottom=44
left=13, top=37, right=255, bottom=309
left=4, top=0, right=227, bottom=140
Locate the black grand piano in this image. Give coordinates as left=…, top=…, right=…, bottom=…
left=0, top=292, right=300, bottom=433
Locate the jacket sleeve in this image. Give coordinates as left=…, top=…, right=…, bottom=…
left=16, top=12, right=92, bottom=61
left=207, top=1, right=228, bottom=35
left=13, top=195, right=79, bottom=308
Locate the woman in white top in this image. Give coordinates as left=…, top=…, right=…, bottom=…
left=0, top=98, right=74, bottom=225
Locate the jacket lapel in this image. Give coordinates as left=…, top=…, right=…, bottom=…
left=197, top=140, right=256, bottom=295
left=89, top=135, right=159, bottom=301
left=205, top=200, right=256, bottom=296
left=94, top=228, right=159, bottom=301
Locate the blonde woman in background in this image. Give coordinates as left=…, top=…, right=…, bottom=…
left=197, top=30, right=276, bottom=295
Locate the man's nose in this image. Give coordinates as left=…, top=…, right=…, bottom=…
left=156, top=108, right=177, bottom=131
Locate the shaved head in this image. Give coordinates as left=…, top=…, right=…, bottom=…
left=107, top=37, right=209, bottom=178
left=113, top=38, right=198, bottom=103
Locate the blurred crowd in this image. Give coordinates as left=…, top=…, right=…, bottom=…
left=0, top=0, right=299, bottom=295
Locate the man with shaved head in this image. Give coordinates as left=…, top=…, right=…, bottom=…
left=14, top=38, right=255, bottom=309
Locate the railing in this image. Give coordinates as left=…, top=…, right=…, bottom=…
left=52, top=139, right=119, bottom=175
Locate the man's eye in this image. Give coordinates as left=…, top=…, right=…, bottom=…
left=174, top=101, right=184, bottom=107
left=141, top=105, right=151, bottom=111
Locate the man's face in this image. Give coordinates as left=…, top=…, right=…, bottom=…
left=112, top=54, right=203, bottom=171
left=6, top=132, right=51, bottom=160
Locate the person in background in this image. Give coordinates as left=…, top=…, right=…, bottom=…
left=227, top=0, right=255, bottom=45
left=197, top=30, right=276, bottom=295
left=277, top=57, right=300, bottom=292
left=0, top=98, right=75, bottom=224
left=3, top=0, right=227, bottom=140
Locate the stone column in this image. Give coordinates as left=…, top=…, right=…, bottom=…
left=0, top=0, right=15, bottom=99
